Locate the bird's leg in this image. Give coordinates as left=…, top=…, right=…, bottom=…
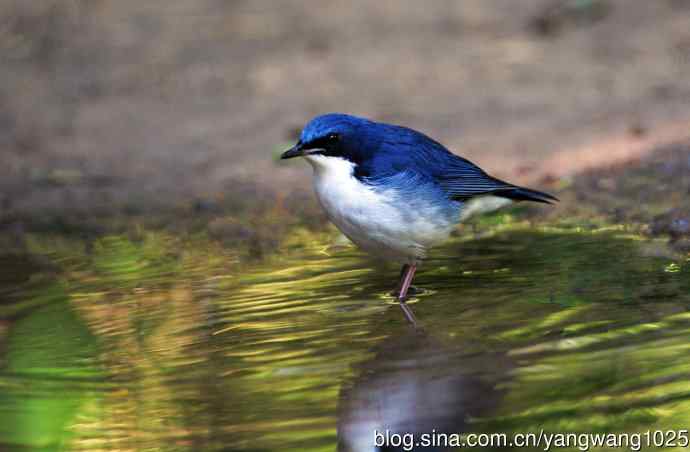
left=394, top=264, right=410, bottom=296
left=397, top=264, right=417, bottom=302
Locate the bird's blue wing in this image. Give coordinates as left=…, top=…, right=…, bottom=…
left=434, top=153, right=558, bottom=203
left=358, top=123, right=556, bottom=203
left=358, top=123, right=511, bottom=199
left=432, top=155, right=515, bottom=200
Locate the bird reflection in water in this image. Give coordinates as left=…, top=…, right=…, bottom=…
left=398, top=302, right=419, bottom=329
left=337, top=304, right=510, bottom=451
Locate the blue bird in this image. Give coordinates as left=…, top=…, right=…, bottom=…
left=281, top=113, right=557, bottom=302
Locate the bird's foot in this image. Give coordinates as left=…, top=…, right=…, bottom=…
left=391, top=285, right=422, bottom=299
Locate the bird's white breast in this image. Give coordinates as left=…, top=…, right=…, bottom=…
left=305, top=155, right=456, bottom=263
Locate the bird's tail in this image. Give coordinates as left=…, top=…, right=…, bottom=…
left=493, top=186, right=559, bottom=204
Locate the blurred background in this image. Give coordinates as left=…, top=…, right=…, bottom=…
left=1, top=1, right=690, bottom=451
left=2, top=0, right=689, bottom=232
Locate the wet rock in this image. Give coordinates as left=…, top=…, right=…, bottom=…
left=651, top=209, right=690, bottom=239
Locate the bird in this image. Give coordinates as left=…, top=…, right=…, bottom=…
left=281, top=113, right=557, bottom=303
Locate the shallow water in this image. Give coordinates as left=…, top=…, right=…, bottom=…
left=1, top=224, right=689, bottom=451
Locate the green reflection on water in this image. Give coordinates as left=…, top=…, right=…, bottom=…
left=0, top=222, right=688, bottom=451
left=0, top=284, right=102, bottom=451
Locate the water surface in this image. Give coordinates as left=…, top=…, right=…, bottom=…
left=1, top=224, right=689, bottom=451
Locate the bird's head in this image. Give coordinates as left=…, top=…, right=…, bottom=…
left=281, top=113, right=372, bottom=167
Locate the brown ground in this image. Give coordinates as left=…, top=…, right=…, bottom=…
left=554, top=138, right=690, bottom=253
left=1, top=0, right=689, bottom=233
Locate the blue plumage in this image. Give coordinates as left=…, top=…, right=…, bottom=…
left=294, top=113, right=557, bottom=204
left=281, top=113, right=557, bottom=302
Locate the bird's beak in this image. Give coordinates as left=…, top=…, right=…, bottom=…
left=280, top=142, right=305, bottom=159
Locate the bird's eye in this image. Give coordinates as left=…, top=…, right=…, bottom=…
left=327, top=133, right=340, bottom=141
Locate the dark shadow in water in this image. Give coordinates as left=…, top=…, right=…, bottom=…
left=337, top=306, right=511, bottom=452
